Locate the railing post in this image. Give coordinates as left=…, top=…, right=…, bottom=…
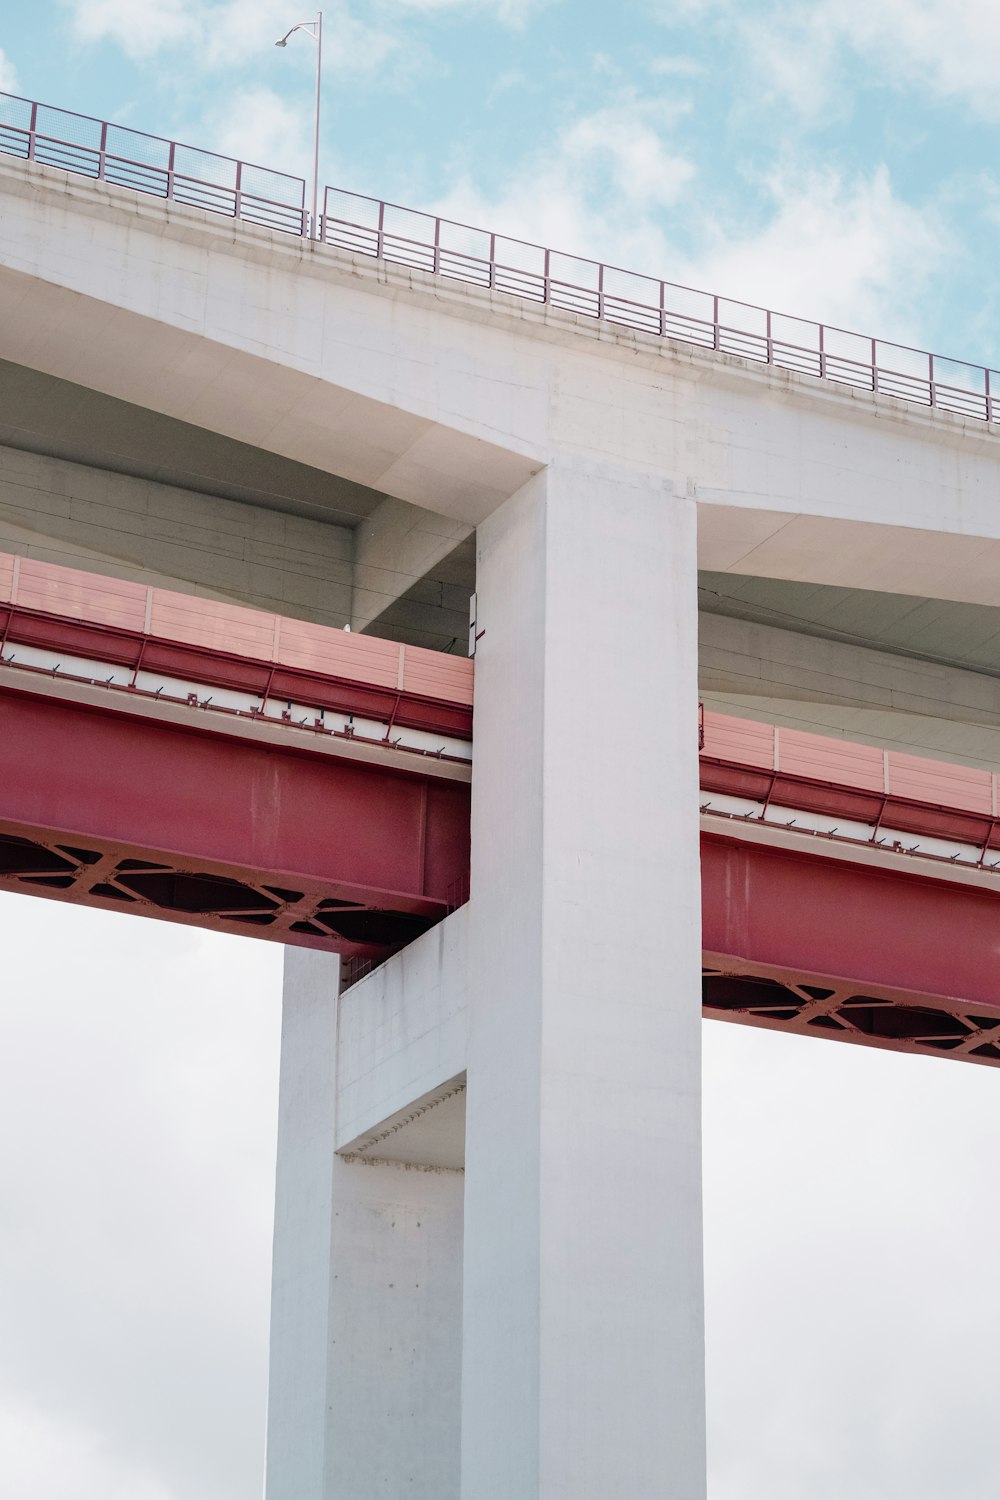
left=871, top=336, right=878, bottom=393
left=659, top=278, right=666, bottom=339
left=987, top=367, right=994, bottom=423
left=819, top=323, right=826, bottom=379
left=543, top=247, right=551, bottom=305
left=98, top=119, right=107, bottom=183
left=490, top=232, right=497, bottom=291
left=713, top=294, right=720, bottom=351
left=167, top=139, right=175, bottom=203
left=235, top=159, right=243, bottom=223
left=27, top=100, right=37, bottom=162
left=928, top=352, right=936, bottom=410
left=765, top=307, right=773, bottom=365
left=597, top=260, right=604, bottom=321
left=377, top=198, right=385, bottom=259
left=433, top=215, right=441, bottom=275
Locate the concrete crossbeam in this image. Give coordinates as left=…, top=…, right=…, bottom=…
left=334, top=906, right=472, bottom=1154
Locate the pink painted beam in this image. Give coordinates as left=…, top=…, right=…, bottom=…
left=701, top=709, right=1000, bottom=850
left=0, top=552, right=473, bottom=738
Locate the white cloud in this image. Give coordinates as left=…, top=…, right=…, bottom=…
left=390, top=0, right=551, bottom=23
left=561, top=104, right=695, bottom=209
left=61, top=0, right=546, bottom=69
left=688, top=164, right=948, bottom=339
left=0, top=47, right=20, bottom=93
left=199, top=86, right=313, bottom=177
left=0, top=1399, right=180, bottom=1500
left=736, top=6, right=845, bottom=121
left=831, top=0, right=1000, bottom=118
left=0, top=895, right=281, bottom=1500
left=705, top=1021, right=1000, bottom=1499
left=65, top=0, right=197, bottom=59
left=61, top=0, right=404, bottom=73
left=679, top=0, right=1000, bottom=123
left=431, top=100, right=947, bottom=347
left=431, top=99, right=695, bottom=275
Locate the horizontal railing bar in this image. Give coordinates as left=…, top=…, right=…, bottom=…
left=3, top=123, right=303, bottom=191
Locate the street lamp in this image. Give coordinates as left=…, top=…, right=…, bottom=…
left=275, top=12, right=323, bottom=240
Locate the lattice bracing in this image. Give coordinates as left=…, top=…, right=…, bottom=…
left=703, top=963, right=1000, bottom=1068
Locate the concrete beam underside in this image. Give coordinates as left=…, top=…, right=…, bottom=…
left=0, top=439, right=477, bottom=647
left=699, top=610, right=1000, bottom=768
left=0, top=442, right=356, bottom=624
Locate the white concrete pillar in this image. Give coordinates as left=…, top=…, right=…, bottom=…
left=265, top=947, right=464, bottom=1500
left=462, top=460, right=705, bottom=1498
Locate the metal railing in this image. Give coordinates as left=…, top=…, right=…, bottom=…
left=2, top=88, right=999, bottom=426
left=0, top=91, right=306, bottom=235
left=322, top=186, right=1000, bottom=424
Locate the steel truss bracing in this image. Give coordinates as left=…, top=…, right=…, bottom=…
left=0, top=826, right=463, bottom=953
left=703, top=966, right=1000, bottom=1068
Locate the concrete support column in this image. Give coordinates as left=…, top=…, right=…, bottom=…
left=462, top=461, right=705, bottom=1498
left=265, top=948, right=464, bottom=1500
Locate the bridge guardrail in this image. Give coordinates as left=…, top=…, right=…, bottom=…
left=321, top=185, right=1000, bottom=425
left=2, top=88, right=999, bottom=427
left=0, top=91, right=306, bottom=235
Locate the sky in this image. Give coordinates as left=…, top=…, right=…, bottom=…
left=3, top=2, right=1000, bottom=1497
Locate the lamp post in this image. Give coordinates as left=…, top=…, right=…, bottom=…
left=275, top=12, right=323, bottom=240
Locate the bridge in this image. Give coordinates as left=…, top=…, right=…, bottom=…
left=4, top=87, right=1000, bottom=1500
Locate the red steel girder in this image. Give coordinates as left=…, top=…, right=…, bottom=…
left=702, top=832, right=1000, bottom=1066
left=701, top=832, right=1000, bottom=1007
left=0, top=685, right=470, bottom=958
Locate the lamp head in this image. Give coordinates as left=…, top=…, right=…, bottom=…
left=274, top=36, right=288, bottom=45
